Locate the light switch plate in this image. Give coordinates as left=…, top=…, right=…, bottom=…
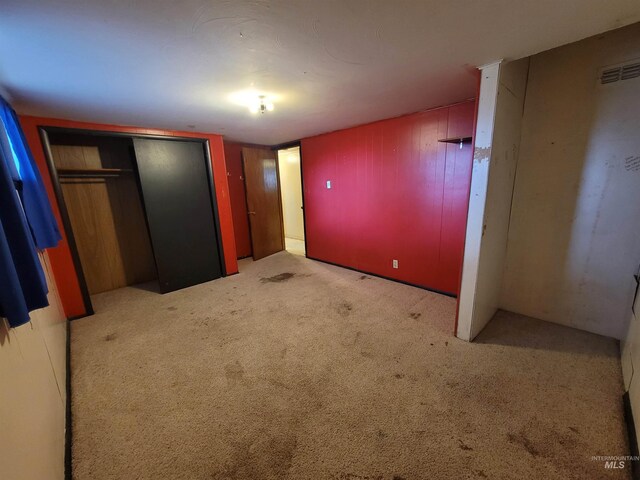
left=326, top=180, right=331, bottom=189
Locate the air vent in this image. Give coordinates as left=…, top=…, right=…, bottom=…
left=599, top=59, right=640, bottom=85
left=601, top=67, right=621, bottom=84
left=621, top=63, right=640, bottom=80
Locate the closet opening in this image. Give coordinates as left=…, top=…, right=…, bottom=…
left=48, top=131, right=157, bottom=308
left=40, top=127, right=226, bottom=317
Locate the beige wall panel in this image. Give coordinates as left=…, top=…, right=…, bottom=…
left=0, top=252, right=66, bottom=480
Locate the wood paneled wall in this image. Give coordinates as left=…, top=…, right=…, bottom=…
left=301, top=101, right=475, bottom=295
left=52, top=142, right=156, bottom=294
left=223, top=141, right=252, bottom=258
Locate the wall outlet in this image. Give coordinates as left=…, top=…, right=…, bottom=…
left=392, top=259, right=399, bottom=269
left=326, top=180, right=331, bottom=189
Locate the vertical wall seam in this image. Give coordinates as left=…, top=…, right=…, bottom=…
left=500, top=57, right=531, bottom=309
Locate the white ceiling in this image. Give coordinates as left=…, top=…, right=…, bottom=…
left=1, top=1, right=639, bottom=145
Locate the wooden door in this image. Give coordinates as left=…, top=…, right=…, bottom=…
left=133, top=138, right=223, bottom=293
left=242, top=147, right=284, bottom=260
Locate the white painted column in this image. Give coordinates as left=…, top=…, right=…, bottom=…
left=456, top=62, right=501, bottom=341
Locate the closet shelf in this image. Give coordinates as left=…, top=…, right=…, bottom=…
left=57, top=167, right=133, bottom=178
left=437, top=136, right=473, bottom=144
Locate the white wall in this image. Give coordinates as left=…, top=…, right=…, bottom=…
left=0, top=252, right=67, bottom=480
left=457, top=58, right=529, bottom=341
left=501, top=23, right=640, bottom=340
left=278, top=146, right=304, bottom=240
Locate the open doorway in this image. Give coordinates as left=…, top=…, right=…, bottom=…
left=277, top=146, right=305, bottom=256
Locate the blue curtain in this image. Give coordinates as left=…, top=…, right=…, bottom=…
left=0, top=97, right=61, bottom=327
left=0, top=98, right=61, bottom=248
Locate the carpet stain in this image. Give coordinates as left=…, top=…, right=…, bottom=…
left=104, top=333, right=117, bottom=341
left=225, top=361, right=245, bottom=382
left=473, top=469, right=488, bottom=478
left=393, top=476, right=406, bottom=480
left=336, top=474, right=383, bottom=480
left=394, top=373, right=405, bottom=379
left=409, top=312, right=421, bottom=319
left=167, top=306, right=177, bottom=311
left=280, top=347, right=288, bottom=359
left=337, top=301, right=353, bottom=317
left=550, top=428, right=579, bottom=449
left=458, top=439, right=473, bottom=451
left=260, top=272, right=295, bottom=283
left=507, top=432, right=539, bottom=457
left=358, top=275, right=370, bottom=280
left=264, top=377, right=293, bottom=391
left=217, top=434, right=297, bottom=479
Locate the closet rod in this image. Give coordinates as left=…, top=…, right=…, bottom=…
left=58, top=173, right=122, bottom=179
left=56, top=167, right=133, bottom=179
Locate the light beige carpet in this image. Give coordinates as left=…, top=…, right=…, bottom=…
left=71, top=252, right=629, bottom=479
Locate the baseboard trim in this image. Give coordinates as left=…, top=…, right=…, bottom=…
left=306, top=255, right=457, bottom=299
left=65, top=320, right=72, bottom=480
left=623, top=391, right=640, bottom=480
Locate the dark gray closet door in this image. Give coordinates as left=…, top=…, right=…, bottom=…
left=133, top=138, right=222, bottom=293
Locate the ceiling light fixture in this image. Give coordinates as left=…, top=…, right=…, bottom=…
left=228, top=89, right=280, bottom=115
left=249, top=95, right=274, bottom=114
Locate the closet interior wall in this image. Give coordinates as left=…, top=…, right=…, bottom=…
left=49, top=133, right=157, bottom=295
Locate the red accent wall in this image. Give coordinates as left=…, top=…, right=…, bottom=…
left=19, top=115, right=239, bottom=318
left=223, top=141, right=252, bottom=258
left=301, top=101, right=475, bottom=295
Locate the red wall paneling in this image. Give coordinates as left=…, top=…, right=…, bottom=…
left=301, top=100, right=475, bottom=295
left=20, top=115, right=238, bottom=318
left=223, top=141, right=252, bottom=258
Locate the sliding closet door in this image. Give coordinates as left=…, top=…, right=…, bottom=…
left=133, top=138, right=222, bottom=293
